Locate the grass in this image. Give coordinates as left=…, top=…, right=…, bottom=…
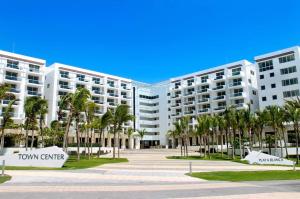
left=0, top=175, right=11, bottom=184
left=5, top=155, right=128, bottom=170
left=189, top=170, right=300, bottom=181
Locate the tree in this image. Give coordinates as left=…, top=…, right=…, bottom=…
left=138, top=129, right=146, bottom=148
left=93, top=111, right=112, bottom=157
left=36, top=98, right=48, bottom=148
left=24, top=96, right=41, bottom=150
left=84, top=101, right=97, bottom=158
left=216, top=114, right=225, bottom=157
left=109, top=105, right=133, bottom=159
left=253, top=110, right=269, bottom=150
left=285, top=100, right=300, bottom=164
left=61, top=88, right=91, bottom=160
left=0, top=99, right=16, bottom=153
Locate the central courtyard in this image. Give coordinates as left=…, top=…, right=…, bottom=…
left=1, top=149, right=300, bottom=199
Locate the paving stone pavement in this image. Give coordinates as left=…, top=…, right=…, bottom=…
left=0, top=149, right=299, bottom=199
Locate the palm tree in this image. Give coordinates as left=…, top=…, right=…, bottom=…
left=126, top=127, right=134, bottom=149
left=173, top=120, right=184, bottom=156
left=36, top=98, right=48, bottom=148
left=61, top=88, right=91, bottom=159
left=24, top=96, right=41, bottom=150
left=167, top=128, right=179, bottom=149
left=0, top=99, right=16, bottom=153
left=179, top=116, right=190, bottom=157
left=84, top=101, right=97, bottom=158
left=138, top=129, right=146, bottom=148
left=93, top=111, right=112, bottom=157
left=285, top=100, right=300, bottom=164
left=109, top=105, right=134, bottom=159
left=216, top=114, right=225, bottom=157
left=265, top=105, right=282, bottom=156
left=253, top=110, right=269, bottom=150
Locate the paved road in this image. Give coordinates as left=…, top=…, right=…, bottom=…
left=1, top=149, right=299, bottom=199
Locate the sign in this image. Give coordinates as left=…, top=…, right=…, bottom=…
left=242, top=148, right=295, bottom=166
left=0, top=146, right=69, bottom=168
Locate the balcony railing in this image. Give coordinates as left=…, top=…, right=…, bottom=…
left=29, top=68, right=40, bottom=73
left=198, top=98, right=209, bottom=103
left=108, top=93, right=118, bottom=97
left=6, top=64, right=19, bottom=70
left=198, top=89, right=209, bottom=93
left=184, top=110, right=195, bottom=115
left=171, top=103, right=180, bottom=107
left=28, top=79, right=40, bottom=84
left=60, top=75, right=70, bottom=79
left=184, top=101, right=195, bottom=105
left=198, top=108, right=209, bottom=113
left=229, top=82, right=242, bottom=87
left=232, top=71, right=241, bottom=76
left=214, top=106, right=226, bottom=111
left=230, top=92, right=243, bottom=97
left=213, top=95, right=225, bottom=100
left=214, top=76, right=224, bottom=80
left=93, top=90, right=103, bottom=95
left=94, top=100, right=104, bottom=104
left=60, top=85, right=72, bottom=90
left=184, top=92, right=195, bottom=96
left=212, top=85, right=225, bottom=90
left=27, top=92, right=41, bottom=96
left=9, top=88, right=20, bottom=93
left=5, top=76, right=20, bottom=81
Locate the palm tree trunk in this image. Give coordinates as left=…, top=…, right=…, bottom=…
left=63, top=115, right=72, bottom=151
left=98, top=129, right=103, bottom=157
left=225, top=129, right=229, bottom=156
left=25, top=127, right=29, bottom=151
left=232, top=130, right=235, bottom=159
left=259, top=128, right=263, bottom=150
left=0, top=128, right=5, bottom=154
left=207, top=135, right=210, bottom=158
left=117, top=131, right=120, bottom=158
left=39, top=118, right=44, bottom=148
left=199, top=136, right=202, bottom=157
left=113, top=127, right=116, bottom=159
left=238, top=130, right=243, bottom=159
left=296, top=125, right=299, bottom=164
left=30, top=126, right=35, bottom=150
left=76, top=120, right=80, bottom=161
left=221, top=130, right=224, bottom=157
left=212, top=131, right=215, bottom=155
left=180, top=137, right=183, bottom=157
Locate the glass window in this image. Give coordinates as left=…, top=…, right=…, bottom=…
left=258, top=60, right=273, bottom=72
left=279, top=54, right=295, bottom=63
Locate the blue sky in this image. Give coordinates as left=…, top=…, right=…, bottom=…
left=0, top=0, right=300, bottom=83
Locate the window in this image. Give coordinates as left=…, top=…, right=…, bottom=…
left=5, top=71, right=18, bottom=80
left=232, top=67, right=241, bottom=76
left=248, top=79, right=252, bottom=84
left=282, top=78, right=298, bottom=86
left=7, top=60, right=19, bottom=69
left=201, top=75, right=209, bottom=83
left=262, top=97, right=267, bottom=101
left=60, top=71, right=69, bottom=78
left=271, top=84, right=276, bottom=88
left=270, top=72, right=274, bottom=77
left=250, top=70, right=255, bottom=75
left=280, top=66, right=297, bottom=75
left=283, top=90, right=300, bottom=98
left=252, top=90, right=257, bottom=95
left=77, top=74, right=85, bottom=81
left=28, top=75, right=39, bottom=84
left=93, top=77, right=100, bottom=84
left=250, top=99, right=253, bottom=104
left=59, top=81, right=70, bottom=89
left=258, top=60, right=273, bottom=72
left=29, top=64, right=40, bottom=72
left=279, top=54, right=295, bottom=63
left=260, top=75, right=264, bottom=79
left=261, top=85, right=265, bottom=90
left=272, top=95, right=277, bottom=100
left=27, top=87, right=38, bottom=95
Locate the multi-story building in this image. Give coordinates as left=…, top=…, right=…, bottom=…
left=255, top=46, right=300, bottom=110
left=1, top=45, right=300, bottom=149
left=44, top=63, right=133, bottom=146
left=0, top=50, right=45, bottom=125
left=169, top=60, right=259, bottom=124
left=133, top=81, right=169, bottom=148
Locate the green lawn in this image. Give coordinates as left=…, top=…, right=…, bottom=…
left=0, top=175, right=11, bottom=184
left=6, top=156, right=128, bottom=170
left=189, top=170, right=300, bottom=181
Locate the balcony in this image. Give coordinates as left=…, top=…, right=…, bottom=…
left=60, top=74, right=70, bottom=79
left=9, top=88, right=21, bottom=93
left=214, top=106, right=226, bottom=111
left=212, top=85, right=225, bottom=90
left=184, top=110, right=195, bottom=115
left=172, top=85, right=181, bottom=90
left=229, top=82, right=244, bottom=88
left=230, top=92, right=245, bottom=99
left=108, top=93, right=119, bottom=97
left=94, top=100, right=104, bottom=105
left=27, top=91, right=41, bottom=96
left=235, top=103, right=247, bottom=109
left=28, top=68, right=40, bottom=73
left=228, top=71, right=244, bottom=78
left=2, top=100, right=18, bottom=105
left=213, top=95, right=225, bottom=100
left=122, top=95, right=131, bottom=99
left=184, top=101, right=195, bottom=106
left=5, top=76, right=21, bottom=81
left=198, top=98, right=209, bottom=103
left=108, top=102, right=117, bottom=106
left=6, top=63, right=20, bottom=70
left=184, top=91, right=195, bottom=96
left=214, top=76, right=224, bottom=81
left=171, top=94, right=181, bottom=98
left=171, top=103, right=181, bottom=107
left=187, top=82, right=195, bottom=87
left=59, top=85, right=72, bottom=90
left=93, top=90, right=103, bottom=95
left=28, top=79, right=41, bottom=85
left=198, top=108, right=209, bottom=113
left=197, top=88, right=209, bottom=94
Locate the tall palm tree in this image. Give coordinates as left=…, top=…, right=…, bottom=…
left=36, top=98, right=48, bottom=148
left=0, top=99, right=16, bottom=153
left=138, top=129, right=146, bottom=149
left=265, top=105, right=282, bottom=156
left=253, top=110, right=269, bottom=150
left=24, top=96, right=41, bottom=150
left=61, top=88, right=91, bottom=159
left=109, top=105, right=134, bottom=158
left=285, top=100, right=300, bottom=164
left=173, top=120, right=184, bottom=156
left=126, top=127, right=134, bottom=149
left=179, top=116, right=190, bottom=157
left=216, top=114, right=225, bottom=157
left=84, top=101, right=97, bottom=158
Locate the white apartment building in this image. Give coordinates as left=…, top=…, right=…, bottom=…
left=255, top=46, right=300, bottom=110
left=133, top=81, right=169, bottom=147
left=44, top=63, right=133, bottom=145
left=0, top=50, right=45, bottom=125
left=169, top=60, right=259, bottom=123
left=1, top=45, right=300, bottom=149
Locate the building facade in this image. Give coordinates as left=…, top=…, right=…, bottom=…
left=0, top=50, right=45, bottom=125
left=0, top=46, right=299, bottom=149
